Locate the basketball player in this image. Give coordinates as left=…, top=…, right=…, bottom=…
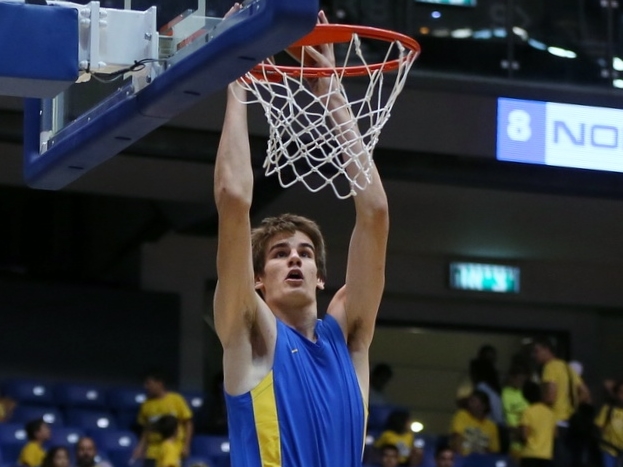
left=213, top=5, right=389, bottom=466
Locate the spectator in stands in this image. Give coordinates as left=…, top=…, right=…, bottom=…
left=456, top=345, right=501, bottom=411
left=471, top=358, right=505, bottom=426
left=18, top=418, right=50, bottom=467
left=0, top=394, right=16, bottom=422
left=594, top=380, right=623, bottom=467
left=75, top=437, right=111, bottom=467
left=503, top=364, right=530, bottom=461
left=519, top=381, right=557, bottom=467
left=41, top=447, right=71, bottom=467
left=473, top=345, right=501, bottom=393
left=154, top=415, right=181, bottom=467
left=377, top=444, right=400, bottom=467
left=450, top=389, right=500, bottom=456
left=370, top=363, right=394, bottom=406
left=374, top=410, right=422, bottom=465
left=435, top=445, right=455, bottom=467
left=532, top=337, right=591, bottom=467
left=131, top=370, right=193, bottom=467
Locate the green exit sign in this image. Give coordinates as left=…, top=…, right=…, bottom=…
left=449, top=262, right=520, bottom=293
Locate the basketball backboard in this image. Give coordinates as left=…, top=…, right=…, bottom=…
left=0, top=0, right=318, bottom=189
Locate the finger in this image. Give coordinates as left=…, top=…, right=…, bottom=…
left=224, top=2, right=241, bottom=19
left=302, top=45, right=330, bottom=67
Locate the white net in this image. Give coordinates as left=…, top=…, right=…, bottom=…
left=238, top=28, right=419, bottom=199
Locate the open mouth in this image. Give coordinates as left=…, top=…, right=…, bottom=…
left=286, top=270, right=303, bottom=281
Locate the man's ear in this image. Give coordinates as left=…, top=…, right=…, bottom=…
left=316, top=277, right=325, bottom=290
left=255, top=275, right=264, bottom=291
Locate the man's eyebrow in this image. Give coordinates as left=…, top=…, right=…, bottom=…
left=268, top=241, right=315, bottom=252
left=268, top=241, right=288, bottom=253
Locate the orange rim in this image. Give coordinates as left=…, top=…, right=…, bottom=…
left=249, top=24, right=421, bottom=80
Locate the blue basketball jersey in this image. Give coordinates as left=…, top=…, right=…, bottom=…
left=225, top=314, right=366, bottom=467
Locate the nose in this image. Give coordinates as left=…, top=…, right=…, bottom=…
left=288, top=249, right=302, bottom=265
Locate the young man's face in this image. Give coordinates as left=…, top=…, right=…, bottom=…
left=76, top=438, right=97, bottom=467
left=467, top=395, right=486, bottom=419
left=53, top=449, right=70, bottom=467
left=532, top=344, right=550, bottom=365
left=380, top=448, right=400, bottom=467
left=144, top=378, right=165, bottom=398
left=37, top=423, right=51, bottom=441
left=436, top=449, right=454, bottom=467
left=256, top=231, right=324, bottom=307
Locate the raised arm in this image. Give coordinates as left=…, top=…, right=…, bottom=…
left=213, top=81, right=258, bottom=348
left=309, top=12, right=389, bottom=347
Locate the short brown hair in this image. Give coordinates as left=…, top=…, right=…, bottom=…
left=251, top=213, right=327, bottom=281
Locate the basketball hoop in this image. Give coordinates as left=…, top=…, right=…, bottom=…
left=238, top=24, right=421, bottom=199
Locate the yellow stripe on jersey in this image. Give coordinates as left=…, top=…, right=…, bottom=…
left=251, top=371, right=281, bottom=467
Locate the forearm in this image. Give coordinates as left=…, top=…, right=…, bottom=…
left=214, top=83, right=253, bottom=209
left=184, top=420, right=193, bottom=448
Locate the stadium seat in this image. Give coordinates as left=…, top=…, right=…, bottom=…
left=106, top=388, right=146, bottom=412
left=191, top=435, right=230, bottom=466
left=55, top=384, right=106, bottom=409
left=106, top=388, right=146, bottom=433
left=48, top=426, right=85, bottom=448
left=3, top=380, right=54, bottom=405
left=90, top=430, right=137, bottom=467
left=415, top=432, right=441, bottom=453
left=65, top=409, right=117, bottom=433
left=11, top=405, right=64, bottom=426
left=367, top=405, right=396, bottom=430
left=462, top=453, right=513, bottom=467
left=114, top=411, right=139, bottom=432
left=0, top=423, right=28, bottom=463
left=181, top=391, right=205, bottom=415
left=183, top=455, right=212, bottom=467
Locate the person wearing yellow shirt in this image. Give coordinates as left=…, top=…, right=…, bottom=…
left=519, top=381, right=557, bottom=467
left=374, top=410, right=422, bottom=466
left=595, top=380, right=623, bottom=467
left=154, top=415, right=182, bottom=467
left=502, top=365, right=530, bottom=461
left=131, top=371, right=194, bottom=467
left=18, top=419, right=51, bottom=467
left=450, top=390, right=500, bottom=456
left=532, top=337, right=591, bottom=467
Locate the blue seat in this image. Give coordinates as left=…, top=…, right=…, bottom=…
left=65, top=409, right=117, bottom=433
left=107, top=450, right=132, bottom=467
left=0, top=423, right=28, bottom=464
left=183, top=455, right=212, bottom=467
left=90, top=430, right=137, bottom=450
left=90, top=430, right=137, bottom=467
left=191, top=435, right=230, bottom=466
left=181, top=391, right=205, bottom=415
left=106, top=388, right=146, bottom=412
left=11, top=405, right=64, bottom=426
left=55, top=384, right=106, bottom=409
left=462, top=453, right=513, bottom=467
left=3, top=381, right=54, bottom=406
left=47, top=426, right=85, bottom=448
left=114, top=411, right=139, bottom=431
left=367, top=405, right=396, bottom=430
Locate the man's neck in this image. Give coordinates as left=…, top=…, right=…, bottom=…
left=151, top=390, right=167, bottom=399
left=272, top=304, right=318, bottom=341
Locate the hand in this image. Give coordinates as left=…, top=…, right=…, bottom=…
left=303, top=11, right=340, bottom=100
left=224, top=2, right=242, bottom=19
left=131, top=446, right=144, bottom=461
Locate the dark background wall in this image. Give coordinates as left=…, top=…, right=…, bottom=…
left=0, top=279, right=180, bottom=385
